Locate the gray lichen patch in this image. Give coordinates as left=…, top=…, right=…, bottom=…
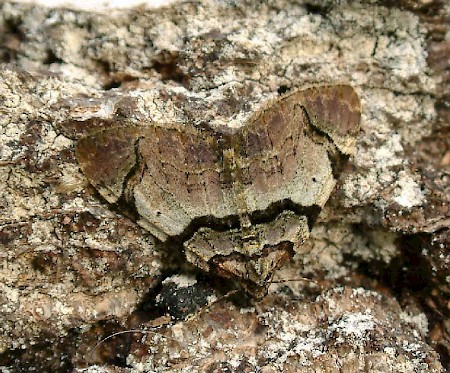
left=341, top=87, right=436, bottom=209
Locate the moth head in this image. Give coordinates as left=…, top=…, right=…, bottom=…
left=184, top=210, right=310, bottom=297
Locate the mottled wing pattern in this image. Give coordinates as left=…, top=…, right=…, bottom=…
left=292, top=85, right=361, bottom=154
left=76, top=125, right=237, bottom=241
left=235, top=85, right=360, bottom=213
left=75, top=85, right=360, bottom=244
left=134, top=125, right=237, bottom=240
left=76, top=127, right=143, bottom=204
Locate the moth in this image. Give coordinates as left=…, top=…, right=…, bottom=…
left=58, top=85, right=361, bottom=297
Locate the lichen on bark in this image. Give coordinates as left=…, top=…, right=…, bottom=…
left=0, top=0, right=449, bottom=371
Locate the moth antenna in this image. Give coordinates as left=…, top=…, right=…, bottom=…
left=90, top=289, right=239, bottom=362
left=269, top=277, right=318, bottom=285
left=269, top=276, right=323, bottom=292
left=90, top=325, right=176, bottom=360
left=188, top=289, right=240, bottom=320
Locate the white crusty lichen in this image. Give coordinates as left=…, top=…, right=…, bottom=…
left=162, top=274, right=198, bottom=288
left=393, top=170, right=426, bottom=209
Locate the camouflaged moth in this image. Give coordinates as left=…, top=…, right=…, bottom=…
left=59, top=85, right=361, bottom=297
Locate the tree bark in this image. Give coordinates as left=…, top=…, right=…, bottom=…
left=0, top=0, right=448, bottom=371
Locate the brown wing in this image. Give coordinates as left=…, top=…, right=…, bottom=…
left=292, top=85, right=361, bottom=154
left=235, top=85, right=361, bottom=213
left=76, top=86, right=360, bottom=241
left=134, top=125, right=239, bottom=240
left=76, top=124, right=238, bottom=241
left=76, top=127, right=143, bottom=204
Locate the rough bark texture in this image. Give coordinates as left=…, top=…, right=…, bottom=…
left=0, top=0, right=448, bottom=372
